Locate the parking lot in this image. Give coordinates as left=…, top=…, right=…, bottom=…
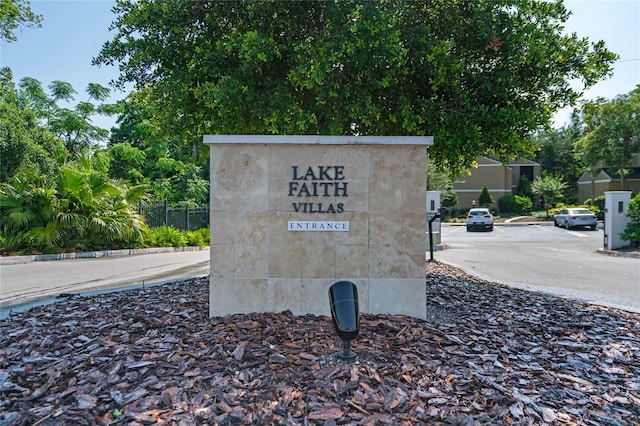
left=434, top=224, right=640, bottom=313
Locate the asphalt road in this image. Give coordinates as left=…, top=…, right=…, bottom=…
left=0, top=249, right=210, bottom=316
left=434, top=224, right=640, bottom=313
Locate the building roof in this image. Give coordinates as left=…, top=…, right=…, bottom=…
left=578, top=167, right=640, bottom=184
left=601, top=167, right=640, bottom=180
left=507, top=158, right=541, bottom=167
left=481, top=156, right=541, bottom=167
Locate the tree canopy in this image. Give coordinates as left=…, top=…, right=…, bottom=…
left=0, top=67, right=114, bottom=179
left=0, top=0, right=41, bottom=43
left=532, top=123, right=583, bottom=203
left=95, top=0, right=616, bottom=176
left=531, top=173, right=567, bottom=213
left=574, top=86, right=640, bottom=191
left=0, top=68, right=64, bottom=181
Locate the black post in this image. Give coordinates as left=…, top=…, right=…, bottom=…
left=428, top=213, right=441, bottom=262
left=603, top=208, right=608, bottom=250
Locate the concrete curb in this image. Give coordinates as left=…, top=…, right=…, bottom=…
left=501, top=222, right=554, bottom=226
left=596, top=248, right=640, bottom=259
left=0, top=246, right=210, bottom=265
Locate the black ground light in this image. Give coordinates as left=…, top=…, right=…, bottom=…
left=328, top=281, right=360, bottom=361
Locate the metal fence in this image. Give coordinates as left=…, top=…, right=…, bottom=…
left=140, top=200, right=209, bottom=230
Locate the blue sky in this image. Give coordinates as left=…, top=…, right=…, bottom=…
left=1, top=0, right=638, bottom=130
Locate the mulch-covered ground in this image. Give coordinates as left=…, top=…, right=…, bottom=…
left=1, top=262, right=639, bottom=425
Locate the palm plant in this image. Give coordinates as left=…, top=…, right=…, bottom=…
left=0, top=183, right=32, bottom=252
left=55, top=158, right=147, bottom=250
left=0, top=151, right=149, bottom=253
left=0, top=167, right=62, bottom=253
left=23, top=185, right=63, bottom=249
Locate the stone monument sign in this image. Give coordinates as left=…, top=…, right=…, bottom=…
left=204, top=135, right=433, bottom=319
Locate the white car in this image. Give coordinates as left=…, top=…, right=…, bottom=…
left=554, top=208, right=598, bottom=230
left=466, top=208, right=494, bottom=232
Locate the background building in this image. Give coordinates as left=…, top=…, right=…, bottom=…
left=577, top=153, right=640, bottom=203
left=453, top=157, right=541, bottom=211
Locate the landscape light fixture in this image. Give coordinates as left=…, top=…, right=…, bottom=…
left=328, top=280, right=360, bottom=361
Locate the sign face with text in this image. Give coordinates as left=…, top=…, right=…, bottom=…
left=288, top=221, right=349, bottom=231
left=205, top=135, right=432, bottom=319
left=289, top=165, right=348, bottom=214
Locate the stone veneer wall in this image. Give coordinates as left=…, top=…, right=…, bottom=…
left=204, top=135, right=432, bottom=319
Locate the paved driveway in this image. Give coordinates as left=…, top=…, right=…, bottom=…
left=0, top=248, right=210, bottom=316
left=434, top=224, right=640, bottom=313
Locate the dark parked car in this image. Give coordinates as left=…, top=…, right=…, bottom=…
left=553, top=208, right=598, bottom=230
left=466, top=208, right=494, bottom=232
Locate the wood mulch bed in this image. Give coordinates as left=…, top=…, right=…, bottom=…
left=1, top=262, right=639, bottom=425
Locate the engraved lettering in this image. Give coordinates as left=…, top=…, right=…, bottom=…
left=334, top=182, right=348, bottom=197
left=289, top=165, right=348, bottom=214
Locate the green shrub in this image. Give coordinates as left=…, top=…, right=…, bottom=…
left=145, top=226, right=188, bottom=247
left=144, top=226, right=210, bottom=248
left=441, top=189, right=458, bottom=208
left=0, top=233, right=26, bottom=255
left=185, top=227, right=210, bottom=247
left=478, top=186, right=494, bottom=206
left=498, top=195, right=516, bottom=213
left=585, top=195, right=605, bottom=211
left=585, top=196, right=605, bottom=220
left=498, top=194, right=532, bottom=214
left=620, top=194, right=640, bottom=244
left=547, top=206, right=563, bottom=217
